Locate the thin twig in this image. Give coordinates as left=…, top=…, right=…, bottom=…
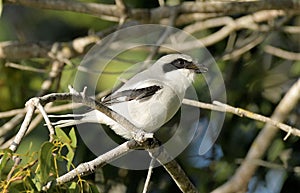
left=35, top=102, right=55, bottom=142
left=222, top=33, right=265, bottom=60
left=38, top=60, right=64, bottom=96
left=148, top=147, right=199, bottom=193
left=168, top=10, right=284, bottom=50
left=264, top=45, right=300, bottom=60
left=0, top=109, right=26, bottom=119
left=235, top=158, right=285, bottom=170
left=182, top=98, right=300, bottom=139
left=5, top=62, right=47, bottom=73
left=115, top=0, right=128, bottom=25
left=0, top=114, right=24, bottom=138
left=142, top=157, right=156, bottom=193
left=1, top=114, right=44, bottom=149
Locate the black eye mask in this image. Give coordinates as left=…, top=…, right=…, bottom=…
left=171, top=58, right=193, bottom=69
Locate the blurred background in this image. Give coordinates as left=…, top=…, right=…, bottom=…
left=0, top=0, right=300, bottom=192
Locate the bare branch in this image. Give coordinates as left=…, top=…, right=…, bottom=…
left=1, top=114, right=43, bottom=149
left=0, top=41, right=51, bottom=59
left=4, top=0, right=300, bottom=23
left=159, top=10, right=284, bottom=52
left=0, top=29, right=109, bottom=60
left=4, top=0, right=120, bottom=19
left=282, top=25, right=300, bottom=34
left=179, top=0, right=300, bottom=14
left=212, top=78, right=300, bottom=193
left=142, top=157, right=155, bottom=193
left=222, top=34, right=265, bottom=60
left=5, top=62, right=47, bottom=73
left=0, top=114, right=24, bottom=137
left=115, top=0, right=128, bottom=24
left=175, top=13, right=221, bottom=26
left=264, top=45, right=300, bottom=60
left=8, top=98, right=37, bottom=153
left=235, top=158, right=286, bottom=170
left=183, top=98, right=300, bottom=139
left=148, top=147, right=199, bottom=193
left=35, top=102, right=55, bottom=142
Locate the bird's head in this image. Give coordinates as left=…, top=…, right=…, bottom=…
left=158, top=54, right=207, bottom=83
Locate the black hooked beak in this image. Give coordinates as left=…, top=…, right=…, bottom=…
left=186, top=61, right=208, bottom=73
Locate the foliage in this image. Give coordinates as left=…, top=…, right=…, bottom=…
left=0, top=128, right=100, bottom=192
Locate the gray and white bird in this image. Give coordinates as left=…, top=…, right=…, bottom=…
left=51, top=54, right=207, bottom=139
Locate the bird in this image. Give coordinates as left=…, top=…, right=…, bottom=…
left=50, top=54, right=207, bottom=139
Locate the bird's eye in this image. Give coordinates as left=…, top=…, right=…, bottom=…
left=177, top=59, right=184, bottom=65
left=173, top=59, right=185, bottom=68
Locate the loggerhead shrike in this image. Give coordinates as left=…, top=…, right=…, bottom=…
left=51, top=54, right=207, bottom=139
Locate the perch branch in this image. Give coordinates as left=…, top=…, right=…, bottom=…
left=43, top=137, right=198, bottom=193
left=5, top=87, right=197, bottom=193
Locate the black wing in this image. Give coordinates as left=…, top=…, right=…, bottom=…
left=101, top=85, right=162, bottom=105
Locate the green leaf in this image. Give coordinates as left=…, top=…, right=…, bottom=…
left=69, top=128, right=77, bottom=149
left=87, top=183, right=101, bottom=193
left=55, top=127, right=70, bottom=144
left=31, top=176, right=42, bottom=191
left=6, top=187, right=21, bottom=193
left=37, top=142, right=54, bottom=185
left=0, top=149, right=12, bottom=177
left=26, top=175, right=39, bottom=192
left=68, top=181, right=80, bottom=193
left=66, top=144, right=75, bottom=171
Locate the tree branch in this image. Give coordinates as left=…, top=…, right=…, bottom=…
left=3, top=0, right=300, bottom=23
left=264, top=45, right=300, bottom=60
left=43, top=140, right=139, bottom=190
left=0, top=36, right=100, bottom=60
left=183, top=97, right=300, bottom=140
left=212, top=78, right=300, bottom=193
